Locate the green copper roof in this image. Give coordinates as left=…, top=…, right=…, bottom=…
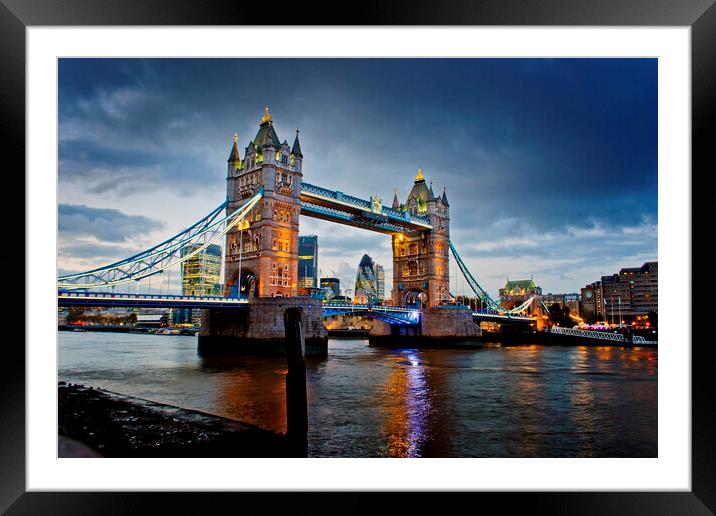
left=407, top=178, right=431, bottom=204
left=253, top=121, right=281, bottom=150
left=504, top=279, right=537, bottom=292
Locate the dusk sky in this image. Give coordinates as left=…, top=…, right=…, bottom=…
left=58, top=58, right=657, bottom=297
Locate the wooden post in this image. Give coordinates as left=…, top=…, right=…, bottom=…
left=283, top=307, right=307, bottom=457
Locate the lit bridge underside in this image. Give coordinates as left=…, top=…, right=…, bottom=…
left=322, top=302, right=421, bottom=325
left=58, top=291, right=420, bottom=324
left=300, top=183, right=433, bottom=234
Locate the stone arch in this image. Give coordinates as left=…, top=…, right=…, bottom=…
left=229, top=267, right=257, bottom=299
left=405, top=289, right=428, bottom=308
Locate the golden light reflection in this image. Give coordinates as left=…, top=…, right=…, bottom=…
left=208, top=357, right=288, bottom=434
left=380, top=352, right=431, bottom=457
left=503, top=347, right=545, bottom=456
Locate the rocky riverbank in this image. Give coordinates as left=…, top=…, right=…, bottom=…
left=58, top=383, right=289, bottom=457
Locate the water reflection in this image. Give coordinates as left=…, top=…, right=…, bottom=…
left=380, top=350, right=432, bottom=457
left=58, top=333, right=658, bottom=457
left=201, top=355, right=288, bottom=434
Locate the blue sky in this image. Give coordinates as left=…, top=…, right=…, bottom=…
left=58, top=58, right=657, bottom=297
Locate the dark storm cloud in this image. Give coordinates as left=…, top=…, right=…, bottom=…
left=59, top=204, right=165, bottom=242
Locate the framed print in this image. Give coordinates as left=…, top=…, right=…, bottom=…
left=3, top=0, right=711, bottom=512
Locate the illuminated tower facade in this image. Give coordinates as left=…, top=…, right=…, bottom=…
left=391, top=169, right=450, bottom=308
left=224, top=108, right=303, bottom=298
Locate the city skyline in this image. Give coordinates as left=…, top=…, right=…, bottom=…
left=57, top=58, right=657, bottom=296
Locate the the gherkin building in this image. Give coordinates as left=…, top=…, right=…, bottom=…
left=354, top=254, right=378, bottom=304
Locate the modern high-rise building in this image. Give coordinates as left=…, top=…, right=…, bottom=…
left=355, top=254, right=378, bottom=304
left=320, top=277, right=340, bottom=300
left=374, top=263, right=385, bottom=301
left=179, top=243, right=222, bottom=325
left=181, top=243, right=222, bottom=296
left=601, top=261, right=657, bottom=323
left=297, top=235, right=318, bottom=289
left=581, top=261, right=657, bottom=323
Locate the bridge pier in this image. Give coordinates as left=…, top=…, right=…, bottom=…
left=369, top=305, right=482, bottom=349
left=198, top=298, right=328, bottom=357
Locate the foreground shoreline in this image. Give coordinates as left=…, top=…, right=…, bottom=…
left=58, top=383, right=288, bottom=457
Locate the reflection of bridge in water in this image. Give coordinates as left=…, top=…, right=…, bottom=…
left=58, top=108, right=538, bottom=353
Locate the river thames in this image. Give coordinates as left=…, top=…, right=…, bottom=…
left=58, top=332, right=657, bottom=457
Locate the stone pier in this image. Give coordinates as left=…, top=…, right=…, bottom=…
left=369, top=305, right=482, bottom=349
left=198, top=298, right=327, bottom=357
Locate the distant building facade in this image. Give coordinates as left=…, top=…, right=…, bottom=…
left=581, top=261, right=657, bottom=323
left=374, top=263, right=385, bottom=301
left=499, top=278, right=542, bottom=310
left=601, top=261, right=658, bottom=323
left=542, top=292, right=581, bottom=315
left=320, top=277, right=340, bottom=300
left=581, top=281, right=602, bottom=316
left=355, top=254, right=379, bottom=304
left=181, top=243, right=222, bottom=297
left=297, top=235, right=318, bottom=290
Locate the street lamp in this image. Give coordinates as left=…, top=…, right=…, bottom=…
left=237, top=218, right=250, bottom=299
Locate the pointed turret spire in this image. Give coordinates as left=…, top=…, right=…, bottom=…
left=228, top=133, right=241, bottom=162
left=441, top=186, right=450, bottom=207
left=291, top=127, right=303, bottom=158
left=415, top=167, right=425, bottom=182
left=428, top=180, right=436, bottom=200
left=392, top=188, right=400, bottom=209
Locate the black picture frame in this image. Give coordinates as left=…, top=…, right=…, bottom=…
left=3, top=0, right=710, bottom=513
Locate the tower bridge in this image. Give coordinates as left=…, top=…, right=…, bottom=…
left=58, top=108, right=536, bottom=355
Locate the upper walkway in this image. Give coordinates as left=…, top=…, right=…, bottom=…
left=300, top=182, right=433, bottom=234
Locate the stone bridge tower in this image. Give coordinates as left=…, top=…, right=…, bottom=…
left=391, top=169, right=450, bottom=308
left=224, top=108, right=303, bottom=299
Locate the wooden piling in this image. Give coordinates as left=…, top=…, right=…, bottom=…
left=283, top=307, right=308, bottom=457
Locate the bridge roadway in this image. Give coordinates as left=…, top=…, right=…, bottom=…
left=58, top=291, right=536, bottom=325
left=58, top=291, right=421, bottom=324
left=58, top=292, right=535, bottom=323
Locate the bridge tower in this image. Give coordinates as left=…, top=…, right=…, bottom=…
left=391, top=169, right=450, bottom=308
left=224, top=108, right=303, bottom=299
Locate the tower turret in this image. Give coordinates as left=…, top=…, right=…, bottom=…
left=392, top=188, right=400, bottom=209
left=291, top=127, right=303, bottom=173
left=441, top=186, right=450, bottom=208
left=427, top=180, right=438, bottom=215
left=226, top=133, right=241, bottom=203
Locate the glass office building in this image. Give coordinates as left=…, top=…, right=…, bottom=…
left=297, top=235, right=318, bottom=289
